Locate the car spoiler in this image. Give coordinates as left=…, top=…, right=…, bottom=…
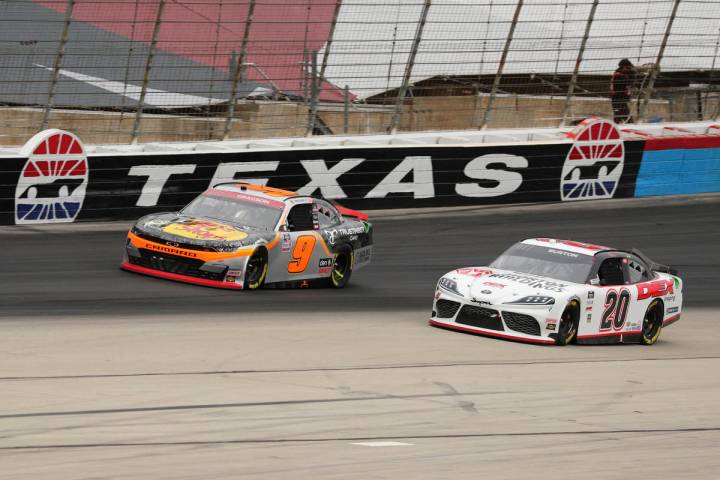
left=331, top=201, right=369, bottom=221
left=632, top=248, right=679, bottom=276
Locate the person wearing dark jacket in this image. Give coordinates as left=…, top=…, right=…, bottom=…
left=610, top=58, right=635, bottom=124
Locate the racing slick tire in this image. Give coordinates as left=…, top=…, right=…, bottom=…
left=244, top=248, right=268, bottom=290
left=556, top=299, right=580, bottom=346
left=640, top=299, right=663, bottom=345
left=329, top=245, right=353, bottom=288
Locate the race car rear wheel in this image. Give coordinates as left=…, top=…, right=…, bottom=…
left=330, top=245, right=353, bottom=288
left=244, top=248, right=268, bottom=290
left=556, top=299, right=580, bottom=346
left=641, top=299, right=663, bottom=345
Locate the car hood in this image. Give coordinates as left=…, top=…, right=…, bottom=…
left=134, top=213, right=274, bottom=248
left=448, top=267, right=577, bottom=304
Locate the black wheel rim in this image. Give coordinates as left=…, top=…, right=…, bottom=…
left=560, top=303, right=577, bottom=342
left=643, top=301, right=661, bottom=340
left=332, top=254, right=348, bottom=284
left=246, top=254, right=264, bottom=284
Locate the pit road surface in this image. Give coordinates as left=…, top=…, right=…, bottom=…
left=1, top=195, right=719, bottom=479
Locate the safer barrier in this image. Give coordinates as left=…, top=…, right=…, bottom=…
left=1, top=119, right=718, bottom=226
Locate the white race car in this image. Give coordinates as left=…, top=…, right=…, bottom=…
left=430, top=238, right=682, bottom=345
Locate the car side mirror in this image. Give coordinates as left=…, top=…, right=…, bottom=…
left=278, top=224, right=289, bottom=232
left=589, top=276, right=600, bottom=286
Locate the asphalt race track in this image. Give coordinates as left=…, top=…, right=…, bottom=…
left=1, top=195, right=720, bottom=479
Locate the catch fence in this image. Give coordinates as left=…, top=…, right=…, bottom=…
left=1, top=0, right=719, bottom=145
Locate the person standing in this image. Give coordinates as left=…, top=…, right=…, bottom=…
left=610, top=58, right=635, bottom=124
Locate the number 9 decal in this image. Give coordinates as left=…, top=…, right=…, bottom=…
left=288, top=235, right=316, bottom=273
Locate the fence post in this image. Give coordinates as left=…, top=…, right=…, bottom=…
left=560, top=0, right=598, bottom=127
left=222, top=0, right=256, bottom=141
left=479, top=0, right=524, bottom=129
left=704, top=27, right=720, bottom=120
left=389, top=0, right=432, bottom=135
left=306, top=50, right=320, bottom=136
left=343, top=85, right=350, bottom=134
left=131, top=0, right=166, bottom=144
left=639, top=0, right=681, bottom=121
left=41, top=0, right=75, bottom=130
left=320, top=0, right=343, bottom=81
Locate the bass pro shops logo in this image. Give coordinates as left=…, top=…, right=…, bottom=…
left=15, top=129, right=88, bottom=224
left=561, top=118, right=624, bottom=201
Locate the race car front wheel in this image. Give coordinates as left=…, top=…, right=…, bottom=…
left=556, top=300, right=580, bottom=346
left=641, top=299, right=663, bottom=345
left=330, top=245, right=353, bottom=288
left=244, top=248, right=268, bottom=290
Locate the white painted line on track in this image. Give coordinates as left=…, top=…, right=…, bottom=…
left=350, top=441, right=414, bottom=447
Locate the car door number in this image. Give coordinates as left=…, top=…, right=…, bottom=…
left=600, top=288, right=631, bottom=331
left=287, top=234, right=316, bottom=273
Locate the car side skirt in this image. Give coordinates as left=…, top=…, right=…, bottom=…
left=121, top=261, right=243, bottom=290
left=663, top=313, right=681, bottom=327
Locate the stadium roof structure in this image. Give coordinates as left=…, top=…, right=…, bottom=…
left=0, top=0, right=345, bottom=109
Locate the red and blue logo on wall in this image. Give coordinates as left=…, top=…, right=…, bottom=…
left=561, top=118, right=625, bottom=201
left=14, top=129, right=88, bottom=224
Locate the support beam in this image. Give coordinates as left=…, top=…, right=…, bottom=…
left=223, top=0, right=256, bottom=141
left=639, top=0, right=682, bottom=120
left=478, top=0, right=524, bottom=129
left=131, top=0, right=166, bottom=144
left=389, top=0, right=432, bottom=134
left=320, top=0, right=343, bottom=81
left=560, top=0, right=599, bottom=126
left=41, top=0, right=75, bottom=130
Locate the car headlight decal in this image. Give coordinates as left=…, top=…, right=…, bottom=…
left=504, top=296, right=555, bottom=305
left=438, top=277, right=461, bottom=295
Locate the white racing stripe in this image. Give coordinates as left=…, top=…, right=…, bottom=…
left=350, top=441, right=414, bottom=447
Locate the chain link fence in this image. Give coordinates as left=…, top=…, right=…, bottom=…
left=1, top=0, right=719, bottom=145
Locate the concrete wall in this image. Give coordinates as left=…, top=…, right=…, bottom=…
left=1, top=93, right=712, bottom=146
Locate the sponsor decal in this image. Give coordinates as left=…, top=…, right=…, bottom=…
left=487, top=273, right=567, bottom=293
left=324, top=226, right=365, bottom=246
left=354, top=246, right=372, bottom=266
left=664, top=295, right=676, bottom=302
left=281, top=233, right=292, bottom=252
left=472, top=299, right=492, bottom=306
left=318, top=267, right=331, bottom=275
left=666, top=306, right=679, bottom=314
left=319, top=258, right=332, bottom=268
left=455, top=267, right=493, bottom=278
left=483, top=281, right=506, bottom=289
left=636, top=279, right=674, bottom=300
left=144, top=242, right=198, bottom=258
left=588, top=291, right=595, bottom=300
left=547, top=248, right=579, bottom=258
left=480, top=289, right=492, bottom=294
left=163, top=219, right=248, bottom=241
left=546, top=318, right=558, bottom=331
left=15, top=130, right=88, bottom=224
left=585, top=306, right=593, bottom=311
left=561, top=118, right=624, bottom=201
left=227, top=269, right=243, bottom=276
left=626, top=322, right=641, bottom=331
left=586, top=313, right=592, bottom=322
left=206, top=188, right=285, bottom=209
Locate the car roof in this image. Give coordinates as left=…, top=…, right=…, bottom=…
left=522, top=238, right=617, bottom=256
left=213, top=183, right=300, bottom=202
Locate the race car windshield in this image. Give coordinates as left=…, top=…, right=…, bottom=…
left=182, top=193, right=282, bottom=231
left=490, top=243, right=594, bottom=284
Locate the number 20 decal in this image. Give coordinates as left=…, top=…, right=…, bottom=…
left=288, top=235, right=316, bottom=273
left=600, top=288, right=631, bottom=331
